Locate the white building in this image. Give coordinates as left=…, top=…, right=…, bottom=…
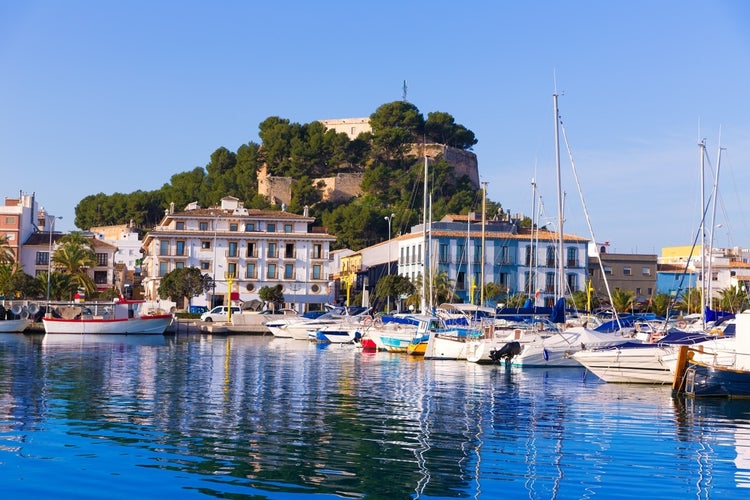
left=141, top=196, right=336, bottom=311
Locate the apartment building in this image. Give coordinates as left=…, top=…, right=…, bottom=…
left=141, top=196, right=336, bottom=311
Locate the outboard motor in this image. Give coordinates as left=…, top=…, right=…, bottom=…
left=489, top=341, right=521, bottom=363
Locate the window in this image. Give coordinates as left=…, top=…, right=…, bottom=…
left=456, top=271, right=465, bottom=291
left=567, top=273, right=578, bottom=291
left=159, top=262, right=168, bottom=277
left=267, top=263, right=277, bottom=279
left=712, top=272, right=719, bottom=281
left=36, top=252, right=49, bottom=265
left=636, top=287, right=642, bottom=295
left=501, top=245, right=510, bottom=264
left=642, top=267, right=651, bottom=276
left=525, top=246, right=532, bottom=266
left=267, top=223, right=276, bottom=233
left=405, top=247, right=409, bottom=265
left=94, top=271, right=108, bottom=285
left=96, top=253, right=108, bottom=266
left=176, top=221, right=185, bottom=230
left=546, top=246, right=555, bottom=267
left=457, top=243, right=465, bottom=263
left=246, top=242, right=256, bottom=258
left=175, top=262, right=184, bottom=269
left=245, top=223, right=255, bottom=232
left=439, top=243, right=449, bottom=263
left=285, top=243, right=294, bottom=259
left=473, top=243, right=481, bottom=263
left=545, top=272, right=555, bottom=293
left=312, top=264, right=322, bottom=280
left=176, top=241, right=185, bottom=256
left=227, top=262, right=237, bottom=276
left=400, top=247, right=404, bottom=265
left=604, top=266, right=612, bottom=275
left=312, top=244, right=322, bottom=259
left=246, top=262, right=256, bottom=279
left=160, top=241, right=169, bottom=255
left=200, top=261, right=210, bottom=271
left=499, top=272, right=509, bottom=289
left=567, top=247, right=577, bottom=267
left=267, top=242, right=277, bottom=258
left=417, top=245, right=421, bottom=264
left=201, top=241, right=211, bottom=249
left=228, top=241, right=238, bottom=257
left=523, top=271, right=531, bottom=291
left=623, top=267, right=632, bottom=276
left=284, top=224, right=292, bottom=233
left=199, top=222, right=208, bottom=231
left=229, top=223, right=238, bottom=232
left=284, top=263, right=294, bottom=279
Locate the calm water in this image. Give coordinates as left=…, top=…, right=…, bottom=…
left=1, top=332, right=749, bottom=499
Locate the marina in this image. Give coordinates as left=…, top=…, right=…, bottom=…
left=1, top=331, right=749, bottom=498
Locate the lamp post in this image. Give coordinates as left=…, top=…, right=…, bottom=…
left=384, top=213, right=395, bottom=313
left=212, top=215, right=221, bottom=307
left=46, top=215, right=62, bottom=314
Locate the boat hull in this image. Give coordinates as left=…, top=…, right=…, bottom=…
left=573, top=346, right=676, bottom=384
left=43, top=315, right=173, bottom=335
left=0, top=319, right=33, bottom=333
left=685, top=360, right=750, bottom=398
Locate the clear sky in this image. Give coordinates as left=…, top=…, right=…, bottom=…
left=2, top=1, right=750, bottom=254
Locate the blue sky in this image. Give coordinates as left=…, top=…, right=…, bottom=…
left=2, top=1, right=750, bottom=254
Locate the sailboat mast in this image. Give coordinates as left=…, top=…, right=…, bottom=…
left=421, top=154, right=429, bottom=314
left=553, top=92, right=565, bottom=300
left=480, top=181, right=487, bottom=306
left=530, top=178, right=537, bottom=300
left=699, top=139, right=707, bottom=320
left=707, top=137, right=722, bottom=319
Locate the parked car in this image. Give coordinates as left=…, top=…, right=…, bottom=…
left=200, top=305, right=241, bottom=322
left=189, top=305, right=208, bottom=315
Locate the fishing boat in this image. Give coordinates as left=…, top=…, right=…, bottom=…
left=673, top=311, right=750, bottom=398
left=42, top=297, right=174, bottom=335
left=0, top=303, right=39, bottom=332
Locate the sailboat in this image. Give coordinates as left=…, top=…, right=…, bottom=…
left=469, top=91, right=629, bottom=366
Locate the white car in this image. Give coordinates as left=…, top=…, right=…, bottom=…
left=200, top=306, right=241, bottom=322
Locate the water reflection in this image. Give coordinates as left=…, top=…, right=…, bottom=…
left=0, top=334, right=749, bottom=498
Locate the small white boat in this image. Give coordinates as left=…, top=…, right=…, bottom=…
left=42, top=297, right=174, bottom=335
left=0, top=318, right=33, bottom=333
left=0, top=302, right=40, bottom=332
left=573, top=330, right=721, bottom=384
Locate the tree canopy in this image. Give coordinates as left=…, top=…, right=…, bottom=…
left=72, top=101, right=492, bottom=253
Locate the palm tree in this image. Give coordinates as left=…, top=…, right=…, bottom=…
left=52, top=239, right=97, bottom=298
left=35, top=271, right=72, bottom=301
left=676, top=287, right=702, bottom=314
left=716, top=285, right=748, bottom=313
left=405, top=269, right=458, bottom=310
left=611, top=288, right=635, bottom=313
left=0, top=235, right=16, bottom=265
left=0, top=263, right=21, bottom=298
left=648, top=293, right=672, bottom=317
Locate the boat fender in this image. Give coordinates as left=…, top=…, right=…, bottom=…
left=363, top=317, right=373, bottom=328
left=28, top=303, right=40, bottom=315
left=11, top=304, right=22, bottom=315
left=677, top=320, right=687, bottom=330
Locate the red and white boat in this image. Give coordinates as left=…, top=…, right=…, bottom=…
left=42, top=297, right=174, bottom=335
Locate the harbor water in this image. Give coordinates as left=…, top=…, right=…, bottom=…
left=1, top=332, right=749, bottom=499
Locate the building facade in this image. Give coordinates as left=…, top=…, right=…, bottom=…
left=339, top=213, right=589, bottom=311
left=588, top=250, right=658, bottom=303
left=1, top=192, right=40, bottom=268
left=141, top=196, right=336, bottom=312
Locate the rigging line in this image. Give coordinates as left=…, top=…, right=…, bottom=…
left=557, top=116, right=620, bottom=327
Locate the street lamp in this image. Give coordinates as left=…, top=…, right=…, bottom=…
left=46, top=215, right=62, bottom=313
left=212, top=214, right=221, bottom=307
left=384, top=213, right=395, bottom=313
